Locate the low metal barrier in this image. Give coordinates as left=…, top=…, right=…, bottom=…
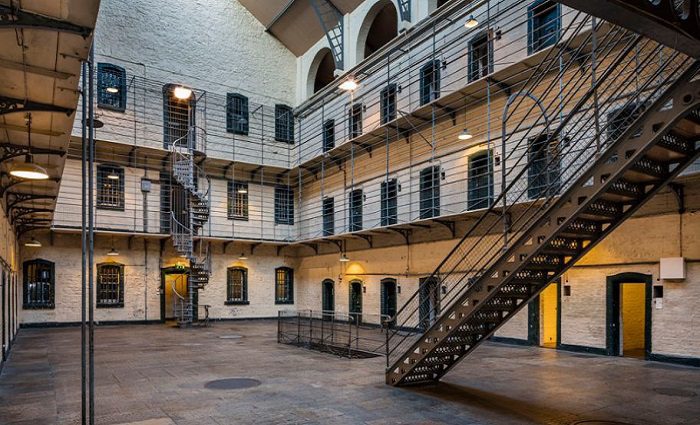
left=277, top=310, right=389, bottom=358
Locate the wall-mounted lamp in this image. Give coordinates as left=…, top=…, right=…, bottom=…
left=458, top=128, right=473, bottom=140
left=107, top=247, right=120, bottom=256
left=339, top=77, right=359, bottom=91
left=238, top=252, right=248, bottom=260
left=465, top=15, right=478, bottom=28
left=105, top=87, right=119, bottom=94
left=339, top=253, right=350, bottom=262
left=24, top=237, right=42, bottom=248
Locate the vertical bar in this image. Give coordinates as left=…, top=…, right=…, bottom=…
left=87, top=45, right=96, bottom=425
left=80, top=60, right=87, bottom=425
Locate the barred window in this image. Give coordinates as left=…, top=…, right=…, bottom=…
left=419, top=166, right=441, bottom=219
left=380, top=84, right=397, bottom=124
left=23, top=259, right=54, bottom=309
left=348, top=188, right=363, bottom=232
left=322, top=197, right=334, bottom=236
left=97, top=63, right=127, bottom=111
left=97, top=263, right=124, bottom=308
left=468, top=32, right=493, bottom=82
left=381, top=179, right=398, bottom=226
left=349, top=103, right=363, bottom=139
left=97, top=165, right=125, bottom=210
left=323, top=119, right=335, bottom=152
left=228, top=181, right=249, bottom=220
left=226, top=267, right=248, bottom=304
left=275, top=186, right=294, bottom=225
left=468, top=151, right=493, bottom=210
left=420, top=60, right=441, bottom=105
left=163, top=83, right=196, bottom=149
left=275, top=104, right=294, bottom=143
left=528, top=0, right=560, bottom=54
left=226, top=93, right=249, bottom=135
left=275, top=267, right=294, bottom=304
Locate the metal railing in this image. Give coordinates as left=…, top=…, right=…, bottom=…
left=278, top=310, right=390, bottom=358
left=384, top=15, right=693, bottom=367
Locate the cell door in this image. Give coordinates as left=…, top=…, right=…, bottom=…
left=349, top=280, right=363, bottom=323
left=322, top=280, right=334, bottom=318
left=381, top=279, right=397, bottom=323
left=419, top=277, right=440, bottom=330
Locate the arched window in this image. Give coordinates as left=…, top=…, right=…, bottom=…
left=226, top=267, right=248, bottom=304
left=23, top=259, right=55, bottom=309
left=97, top=63, right=127, bottom=111
left=313, top=49, right=336, bottom=93
left=420, top=60, right=442, bottom=105
left=358, top=1, right=398, bottom=61
left=97, top=263, right=124, bottom=308
left=226, top=93, right=249, bottom=135
left=275, top=267, right=294, bottom=304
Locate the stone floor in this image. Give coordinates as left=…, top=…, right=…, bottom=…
left=0, top=321, right=698, bottom=425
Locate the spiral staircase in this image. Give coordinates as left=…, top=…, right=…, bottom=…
left=169, top=126, right=211, bottom=327
left=384, top=6, right=700, bottom=386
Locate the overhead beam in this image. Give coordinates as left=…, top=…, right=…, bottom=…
left=0, top=5, right=93, bottom=38
left=0, top=122, right=64, bottom=137
left=0, top=95, right=74, bottom=116
left=0, top=142, right=65, bottom=162
left=0, top=58, right=73, bottom=80
left=6, top=192, right=56, bottom=210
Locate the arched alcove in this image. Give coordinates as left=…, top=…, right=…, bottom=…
left=356, top=0, right=398, bottom=62
left=308, top=47, right=336, bottom=95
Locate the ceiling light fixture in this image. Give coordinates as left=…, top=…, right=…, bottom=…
left=107, top=172, right=120, bottom=180
left=238, top=252, right=248, bottom=260
left=25, top=237, right=42, bottom=248
left=339, top=253, right=350, bottom=262
left=173, top=86, right=192, bottom=100
left=458, top=128, right=473, bottom=140
left=107, top=247, right=120, bottom=256
left=10, top=114, right=49, bottom=180
left=465, top=15, right=478, bottom=28
left=106, top=87, right=119, bottom=94
left=237, top=186, right=248, bottom=194
left=339, top=78, right=359, bottom=91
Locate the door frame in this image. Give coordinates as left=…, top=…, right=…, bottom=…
left=160, top=266, right=196, bottom=322
left=349, top=279, right=363, bottom=319
left=380, top=278, right=398, bottom=321
left=322, top=278, right=335, bottom=312
left=528, top=280, right=561, bottom=347
left=606, top=272, right=652, bottom=358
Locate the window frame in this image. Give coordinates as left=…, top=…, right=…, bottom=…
left=163, top=83, right=197, bottom=150
left=96, top=164, right=125, bottom=211
left=468, top=31, right=493, bottom=82
left=527, top=134, right=561, bottom=199
left=96, top=263, right=125, bottom=308
left=275, top=267, right=294, bottom=304
left=226, top=267, right=249, bottom=305
left=380, top=178, right=398, bottom=226
left=323, top=119, right=335, bottom=152
left=226, top=93, right=249, bottom=135
left=528, top=0, right=561, bottom=54
left=419, top=166, right=441, bottom=219
left=419, top=60, right=442, bottom=106
left=275, top=104, right=295, bottom=144
left=97, top=63, right=127, bottom=112
left=274, top=186, right=295, bottom=225
left=348, top=188, right=363, bottom=232
left=227, top=181, right=249, bottom=221
left=348, top=103, right=363, bottom=139
left=467, top=150, right=494, bottom=210
left=23, top=259, right=55, bottom=310
left=322, top=196, right=335, bottom=236
left=380, top=83, right=397, bottom=125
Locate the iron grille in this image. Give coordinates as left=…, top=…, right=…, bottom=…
left=528, top=0, right=561, bottom=54
left=97, top=63, right=127, bottom=111
left=468, top=31, right=493, bottom=82
left=226, top=267, right=248, bottom=304
left=381, top=179, right=398, bottom=226
left=528, top=134, right=561, bottom=199
left=349, top=103, right=363, bottom=139
left=275, top=186, right=295, bottom=225
left=349, top=188, right=363, bottom=231
left=226, top=93, right=249, bottom=135
left=323, top=119, right=335, bottom=152
left=419, top=60, right=441, bottom=106
left=96, top=165, right=125, bottom=210
left=322, top=197, right=335, bottom=236
left=275, top=267, right=294, bottom=304
left=23, top=259, right=54, bottom=309
left=227, top=181, right=249, bottom=220
left=96, top=263, right=124, bottom=308
left=380, top=84, right=397, bottom=124
left=275, top=104, right=295, bottom=143
left=468, top=151, right=494, bottom=210
left=419, top=166, right=441, bottom=219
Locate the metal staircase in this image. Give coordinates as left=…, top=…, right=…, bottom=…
left=169, top=123, right=211, bottom=327
left=384, top=13, right=700, bottom=386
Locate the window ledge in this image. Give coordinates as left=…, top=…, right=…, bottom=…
left=23, top=304, right=55, bottom=310
left=225, top=300, right=250, bottom=305
left=96, top=303, right=124, bottom=309
left=96, top=205, right=125, bottom=212
left=275, top=300, right=294, bottom=305
left=97, top=104, right=126, bottom=113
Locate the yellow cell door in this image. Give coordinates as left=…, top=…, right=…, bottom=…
left=540, top=283, right=558, bottom=348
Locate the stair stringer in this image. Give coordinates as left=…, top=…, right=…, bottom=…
left=387, top=63, right=700, bottom=386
